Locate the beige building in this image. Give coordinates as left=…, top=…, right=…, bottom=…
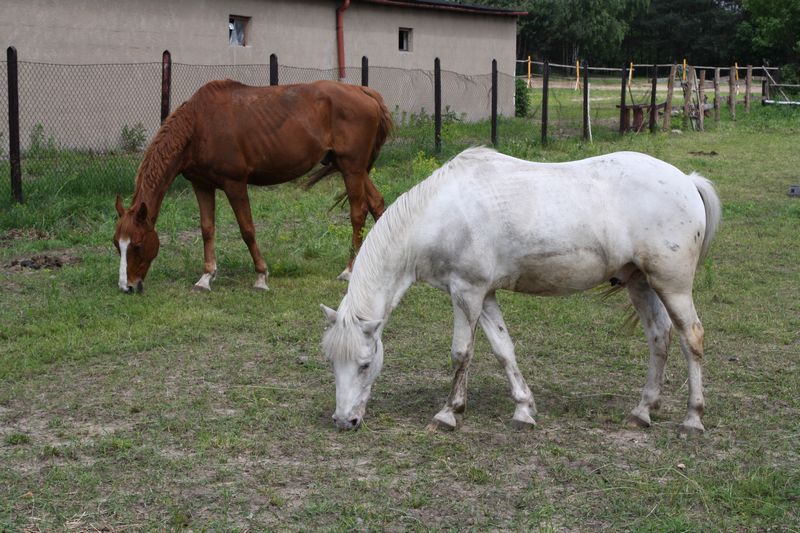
left=2, top=0, right=523, bottom=150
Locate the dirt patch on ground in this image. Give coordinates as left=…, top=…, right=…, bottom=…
left=0, top=228, right=49, bottom=246
left=6, top=252, right=81, bottom=271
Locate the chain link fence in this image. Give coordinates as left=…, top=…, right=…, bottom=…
left=1, top=54, right=517, bottom=203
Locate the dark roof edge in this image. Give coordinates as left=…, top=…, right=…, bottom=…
left=359, top=0, right=527, bottom=17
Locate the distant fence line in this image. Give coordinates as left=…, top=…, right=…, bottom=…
left=516, top=59, right=791, bottom=145
left=3, top=46, right=514, bottom=203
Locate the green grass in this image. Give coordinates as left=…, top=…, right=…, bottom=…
left=1, top=106, right=799, bottom=530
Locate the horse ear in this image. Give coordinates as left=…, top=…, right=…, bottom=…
left=320, top=304, right=337, bottom=324
left=135, top=202, right=148, bottom=223
left=115, top=195, right=125, bottom=218
left=359, top=318, right=383, bottom=338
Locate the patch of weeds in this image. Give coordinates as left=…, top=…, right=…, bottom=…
left=4, top=433, right=31, bottom=446
left=39, top=444, right=78, bottom=460
left=94, top=436, right=134, bottom=457
left=121, top=122, right=147, bottom=153
left=467, top=466, right=491, bottom=485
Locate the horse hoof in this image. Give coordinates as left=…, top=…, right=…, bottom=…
left=625, top=412, right=652, bottom=428
left=678, top=420, right=705, bottom=436
left=192, top=283, right=211, bottom=292
left=253, top=274, right=269, bottom=291
left=427, top=411, right=458, bottom=432
left=511, top=416, right=536, bottom=430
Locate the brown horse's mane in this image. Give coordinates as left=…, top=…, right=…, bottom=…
left=133, top=100, right=197, bottom=200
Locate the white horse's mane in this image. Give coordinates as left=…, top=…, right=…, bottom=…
left=323, top=147, right=498, bottom=362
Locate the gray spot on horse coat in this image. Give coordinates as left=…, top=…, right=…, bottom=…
left=664, top=240, right=680, bottom=252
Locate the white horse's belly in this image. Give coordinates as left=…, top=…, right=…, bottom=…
left=502, top=248, right=618, bottom=295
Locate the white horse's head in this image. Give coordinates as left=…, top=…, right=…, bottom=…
left=320, top=304, right=384, bottom=430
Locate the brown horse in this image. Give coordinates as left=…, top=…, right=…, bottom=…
left=113, top=79, right=392, bottom=293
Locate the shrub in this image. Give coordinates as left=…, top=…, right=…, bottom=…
left=515, top=77, right=530, bottom=118
left=121, top=122, right=147, bottom=153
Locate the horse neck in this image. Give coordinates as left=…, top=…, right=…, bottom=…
left=343, top=212, right=423, bottom=324
left=131, top=107, right=193, bottom=223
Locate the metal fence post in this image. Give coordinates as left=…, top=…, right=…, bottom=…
left=7, top=46, right=23, bottom=203
left=434, top=57, right=441, bottom=153
left=619, top=63, right=627, bottom=135
left=541, top=60, right=549, bottom=145
left=361, top=56, right=368, bottom=87
left=582, top=60, right=589, bottom=140
left=160, top=50, right=172, bottom=123
left=491, top=59, right=498, bottom=146
left=270, top=54, right=278, bottom=86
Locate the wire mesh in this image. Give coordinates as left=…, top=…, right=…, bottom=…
left=0, top=57, right=770, bottom=203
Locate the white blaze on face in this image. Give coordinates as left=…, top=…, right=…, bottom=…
left=118, top=238, right=130, bottom=291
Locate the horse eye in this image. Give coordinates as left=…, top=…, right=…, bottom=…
left=358, top=363, right=370, bottom=373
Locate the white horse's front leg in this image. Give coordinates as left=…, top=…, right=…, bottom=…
left=478, top=293, right=536, bottom=429
left=428, top=289, right=483, bottom=431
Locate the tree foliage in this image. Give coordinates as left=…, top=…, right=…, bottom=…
left=455, top=0, right=797, bottom=68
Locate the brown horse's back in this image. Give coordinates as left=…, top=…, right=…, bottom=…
left=180, top=79, right=391, bottom=188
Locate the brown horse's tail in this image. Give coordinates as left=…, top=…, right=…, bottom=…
left=360, top=86, right=394, bottom=170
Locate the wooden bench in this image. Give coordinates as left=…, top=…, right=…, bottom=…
left=616, top=102, right=667, bottom=132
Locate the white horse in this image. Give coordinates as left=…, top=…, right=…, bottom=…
left=321, top=147, right=721, bottom=434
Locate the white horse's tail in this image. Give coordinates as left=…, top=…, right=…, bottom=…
left=691, top=172, right=722, bottom=267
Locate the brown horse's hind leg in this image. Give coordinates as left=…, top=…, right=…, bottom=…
left=223, top=180, right=269, bottom=291
left=191, top=183, right=218, bottom=291
left=339, top=171, right=370, bottom=281
left=364, top=177, right=385, bottom=221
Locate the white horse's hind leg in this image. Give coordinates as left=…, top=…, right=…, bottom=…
left=429, top=288, right=483, bottom=431
left=656, top=290, right=706, bottom=434
left=625, top=278, right=672, bottom=428
left=478, top=293, right=536, bottom=429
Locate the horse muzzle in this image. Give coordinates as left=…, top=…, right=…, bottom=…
left=120, top=280, right=144, bottom=294
left=332, top=413, right=362, bottom=431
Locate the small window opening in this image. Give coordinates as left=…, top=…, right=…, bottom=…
left=229, top=15, right=251, bottom=47
left=399, top=28, right=412, bottom=52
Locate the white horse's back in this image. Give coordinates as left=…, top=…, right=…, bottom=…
left=404, top=148, right=716, bottom=296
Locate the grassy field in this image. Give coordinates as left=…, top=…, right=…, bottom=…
left=1, top=106, right=799, bottom=531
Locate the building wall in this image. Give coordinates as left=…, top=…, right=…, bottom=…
left=1, top=0, right=518, bottom=151
left=2, top=0, right=337, bottom=66
left=344, top=3, right=517, bottom=76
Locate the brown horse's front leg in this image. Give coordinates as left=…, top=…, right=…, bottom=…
left=192, top=183, right=218, bottom=291
left=223, top=180, right=269, bottom=291
left=340, top=174, right=369, bottom=281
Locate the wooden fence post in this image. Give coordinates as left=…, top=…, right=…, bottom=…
left=582, top=60, right=589, bottom=140
left=269, top=54, right=278, bottom=86
left=434, top=57, right=441, bottom=153
left=361, top=56, right=368, bottom=87
left=491, top=59, right=498, bottom=146
left=619, top=63, right=627, bottom=135
left=160, top=50, right=172, bottom=124
left=745, top=64, right=752, bottom=112
left=729, top=65, right=736, bottom=119
left=663, top=64, right=675, bottom=131
left=714, top=68, right=721, bottom=122
left=542, top=60, right=549, bottom=144
left=697, top=69, right=705, bottom=132
left=649, top=64, right=657, bottom=133
left=683, top=66, right=692, bottom=129
left=6, top=46, right=23, bottom=203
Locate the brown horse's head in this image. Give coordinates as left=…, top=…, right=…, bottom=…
left=113, top=195, right=160, bottom=293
